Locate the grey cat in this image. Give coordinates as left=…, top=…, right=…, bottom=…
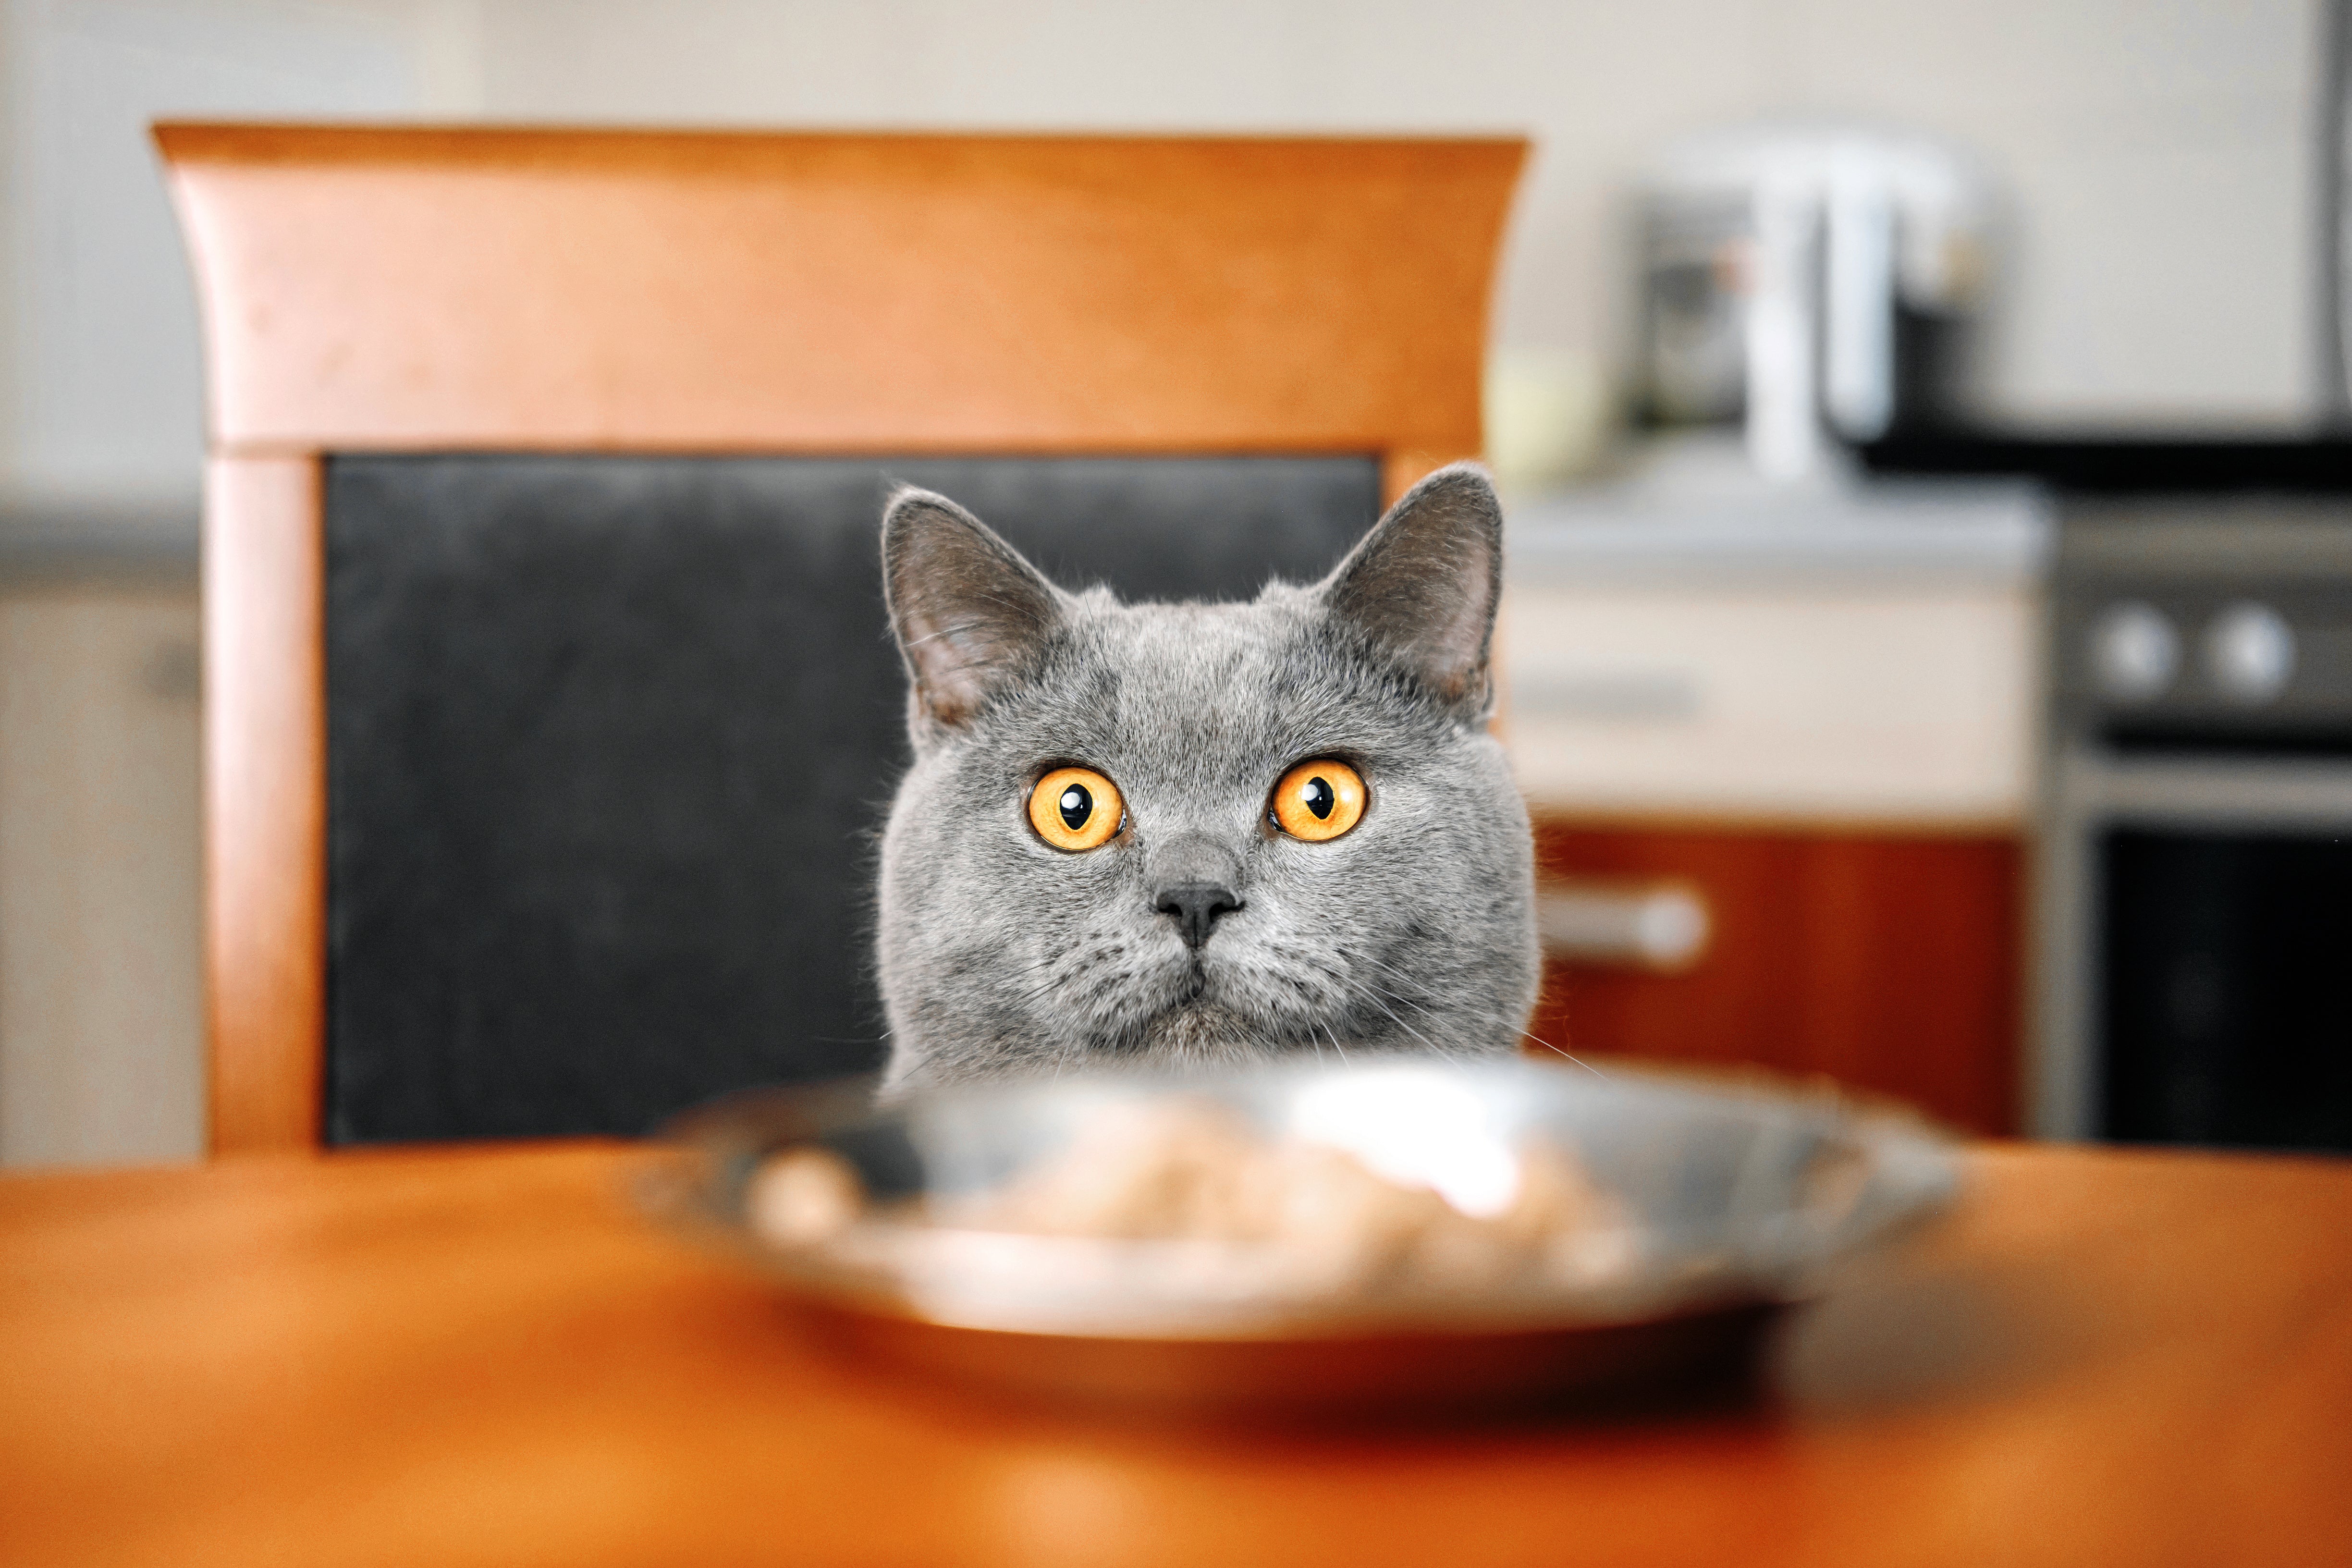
left=873, top=462, right=1538, bottom=1093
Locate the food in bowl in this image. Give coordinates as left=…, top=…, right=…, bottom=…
left=661, top=1061, right=1960, bottom=1411
left=748, top=1094, right=1634, bottom=1304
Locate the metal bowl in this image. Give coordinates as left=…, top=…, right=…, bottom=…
left=648, top=1058, right=1958, bottom=1418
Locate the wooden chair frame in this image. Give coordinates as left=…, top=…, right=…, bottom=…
left=157, top=123, right=1525, bottom=1152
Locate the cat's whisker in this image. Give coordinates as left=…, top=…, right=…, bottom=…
left=1347, top=949, right=1461, bottom=1004
left=1003, top=949, right=1093, bottom=1010
left=995, top=953, right=1063, bottom=985
left=1510, top=1025, right=1610, bottom=1078
left=1006, top=974, right=1068, bottom=1010
left=1347, top=956, right=1462, bottom=1023
left=1340, top=955, right=1458, bottom=1034
left=1322, top=968, right=1451, bottom=1060
left=1345, top=948, right=1607, bottom=1076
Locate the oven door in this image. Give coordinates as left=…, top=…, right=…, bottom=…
left=2038, top=750, right=2352, bottom=1151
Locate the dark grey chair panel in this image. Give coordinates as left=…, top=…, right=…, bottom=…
left=323, top=453, right=1381, bottom=1143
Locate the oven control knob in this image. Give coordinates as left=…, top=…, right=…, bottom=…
left=2089, top=601, right=2178, bottom=701
left=2204, top=601, right=2295, bottom=704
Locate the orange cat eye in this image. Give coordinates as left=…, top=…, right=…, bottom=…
left=1270, top=759, right=1365, bottom=842
left=1027, top=766, right=1125, bottom=852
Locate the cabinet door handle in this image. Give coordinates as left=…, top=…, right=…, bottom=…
left=1537, top=879, right=1712, bottom=971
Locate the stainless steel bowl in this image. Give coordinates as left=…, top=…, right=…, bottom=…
left=649, top=1059, right=1958, bottom=1418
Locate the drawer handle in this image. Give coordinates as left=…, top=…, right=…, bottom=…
left=1537, top=879, right=1711, bottom=971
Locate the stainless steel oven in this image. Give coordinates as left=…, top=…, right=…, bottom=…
left=2035, top=498, right=2352, bottom=1149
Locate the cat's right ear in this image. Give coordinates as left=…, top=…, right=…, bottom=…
left=882, top=486, right=1065, bottom=742
left=1315, top=461, right=1504, bottom=719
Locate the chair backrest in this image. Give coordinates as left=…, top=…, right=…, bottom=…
left=159, top=125, right=1525, bottom=1151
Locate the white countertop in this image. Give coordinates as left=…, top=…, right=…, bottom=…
left=0, top=495, right=199, bottom=581
left=1503, top=436, right=2052, bottom=589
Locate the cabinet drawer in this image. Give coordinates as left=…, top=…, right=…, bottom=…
left=1531, top=819, right=2022, bottom=1135
left=1501, top=583, right=2037, bottom=826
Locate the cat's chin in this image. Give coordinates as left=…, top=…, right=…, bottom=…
left=1085, top=956, right=1335, bottom=1066
left=1115, top=998, right=1286, bottom=1065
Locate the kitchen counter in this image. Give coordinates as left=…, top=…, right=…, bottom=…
left=1504, top=439, right=2050, bottom=589
left=1497, top=443, right=2047, bottom=828
left=0, top=497, right=198, bottom=584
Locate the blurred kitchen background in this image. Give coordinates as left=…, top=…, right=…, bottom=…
left=2, top=0, right=2342, bottom=1165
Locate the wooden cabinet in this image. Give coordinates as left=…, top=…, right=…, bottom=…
left=1498, top=510, right=2042, bottom=1138
left=0, top=577, right=205, bottom=1166
left=1530, top=819, right=2022, bottom=1135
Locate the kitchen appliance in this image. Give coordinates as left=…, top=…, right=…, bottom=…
left=2038, top=490, right=2352, bottom=1151
left=1854, top=0, right=2352, bottom=1149
left=1633, top=126, right=1994, bottom=481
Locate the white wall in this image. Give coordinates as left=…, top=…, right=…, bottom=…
left=0, top=0, right=2327, bottom=528
left=0, top=0, right=475, bottom=522
left=465, top=0, right=2321, bottom=431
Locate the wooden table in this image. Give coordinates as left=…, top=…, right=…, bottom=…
left=3, top=1141, right=2348, bottom=1567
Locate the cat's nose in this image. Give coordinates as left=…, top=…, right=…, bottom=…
left=1146, top=833, right=1245, bottom=948
left=1154, top=882, right=1242, bottom=948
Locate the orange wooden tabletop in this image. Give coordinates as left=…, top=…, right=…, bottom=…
left=3, top=1140, right=2348, bottom=1568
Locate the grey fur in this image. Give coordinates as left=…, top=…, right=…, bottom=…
left=875, top=462, right=1539, bottom=1093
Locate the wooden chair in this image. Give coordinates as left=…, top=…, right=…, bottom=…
left=159, top=125, right=1524, bottom=1152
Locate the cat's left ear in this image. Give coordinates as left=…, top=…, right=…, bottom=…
left=882, top=485, right=1066, bottom=742
left=1316, top=462, right=1503, bottom=717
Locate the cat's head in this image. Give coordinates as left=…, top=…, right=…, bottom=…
left=872, top=463, right=1538, bottom=1092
